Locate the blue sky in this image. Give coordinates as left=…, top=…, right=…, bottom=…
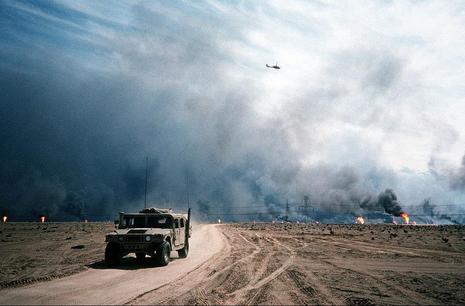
left=1, top=0, right=465, bottom=218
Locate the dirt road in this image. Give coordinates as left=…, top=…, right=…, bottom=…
left=0, top=224, right=225, bottom=305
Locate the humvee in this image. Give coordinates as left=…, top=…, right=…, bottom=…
left=105, top=207, right=191, bottom=266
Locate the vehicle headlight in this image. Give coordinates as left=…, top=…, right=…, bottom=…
left=145, top=235, right=151, bottom=242
left=118, top=236, right=124, bottom=241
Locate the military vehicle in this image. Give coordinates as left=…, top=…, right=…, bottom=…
left=105, top=207, right=191, bottom=266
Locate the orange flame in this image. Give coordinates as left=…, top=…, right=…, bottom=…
left=355, top=216, right=365, bottom=224
left=2, top=216, right=7, bottom=223
left=40, top=216, right=46, bottom=223
left=400, top=212, right=409, bottom=224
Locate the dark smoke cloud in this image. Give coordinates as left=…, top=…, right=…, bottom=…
left=0, top=54, right=413, bottom=221
left=422, top=198, right=435, bottom=217
left=1, top=1, right=461, bottom=222
left=421, top=198, right=460, bottom=224
left=356, top=189, right=405, bottom=217
left=0, top=2, right=271, bottom=220
left=430, top=152, right=465, bottom=205
left=449, top=155, right=465, bottom=191
left=376, top=189, right=403, bottom=216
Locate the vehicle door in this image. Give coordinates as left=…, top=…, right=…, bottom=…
left=174, top=218, right=181, bottom=246
left=178, top=218, right=185, bottom=245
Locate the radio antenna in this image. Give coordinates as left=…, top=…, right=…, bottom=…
left=144, top=156, right=148, bottom=209
left=185, top=169, right=190, bottom=209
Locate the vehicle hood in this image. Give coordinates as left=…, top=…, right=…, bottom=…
left=111, top=228, right=172, bottom=236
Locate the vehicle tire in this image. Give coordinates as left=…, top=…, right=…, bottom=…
left=105, top=243, right=120, bottom=267
left=155, top=241, right=170, bottom=266
left=178, top=241, right=189, bottom=258
left=136, top=253, right=145, bottom=262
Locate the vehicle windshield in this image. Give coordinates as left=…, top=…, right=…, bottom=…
left=148, top=216, right=173, bottom=229
left=121, top=215, right=173, bottom=229
left=123, top=216, right=146, bottom=228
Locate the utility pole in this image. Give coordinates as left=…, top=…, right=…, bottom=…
left=304, top=195, right=311, bottom=216
left=144, top=156, right=148, bottom=209
left=304, top=195, right=309, bottom=216
left=286, top=200, right=289, bottom=221
left=299, top=195, right=311, bottom=217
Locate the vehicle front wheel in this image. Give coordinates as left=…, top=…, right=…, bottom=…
left=105, top=243, right=121, bottom=267
left=155, top=241, right=170, bottom=266
left=136, top=253, right=145, bottom=262
left=178, top=241, right=189, bottom=258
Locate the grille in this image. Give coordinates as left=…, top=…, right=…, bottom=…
left=128, top=230, right=147, bottom=234
left=125, top=235, right=144, bottom=242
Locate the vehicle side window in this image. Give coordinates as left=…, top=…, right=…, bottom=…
left=175, top=219, right=179, bottom=228
left=148, top=217, right=166, bottom=227
left=180, top=219, right=184, bottom=227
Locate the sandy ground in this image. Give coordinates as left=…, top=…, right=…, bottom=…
left=0, top=222, right=114, bottom=288
left=1, top=222, right=464, bottom=305
left=136, top=223, right=465, bottom=305
left=0, top=223, right=224, bottom=305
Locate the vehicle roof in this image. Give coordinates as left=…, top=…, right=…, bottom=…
left=121, top=212, right=187, bottom=219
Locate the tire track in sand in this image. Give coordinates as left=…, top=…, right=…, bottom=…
left=128, top=227, right=262, bottom=305
left=126, top=226, right=231, bottom=305
left=323, top=259, right=436, bottom=305
left=224, top=234, right=296, bottom=304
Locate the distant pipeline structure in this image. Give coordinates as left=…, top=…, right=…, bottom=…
left=200, top=189, right=464, bottom=224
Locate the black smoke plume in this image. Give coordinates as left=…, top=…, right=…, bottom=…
left=377, top=189, right=403, bottom=216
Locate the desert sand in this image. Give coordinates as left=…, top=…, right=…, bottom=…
left=0, top=222, right=113, bottom=288
left=1, top=222, right=464, bottom=305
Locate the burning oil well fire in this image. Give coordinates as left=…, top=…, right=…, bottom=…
left=293, top=189, right=413, bottom=224
left=262, top=189, right=461, bottom=225
left=355, top=216, right=365, bottom=224
left=356, top=190, right=420, bottom=225
left=400, top=212, right=410, bottom=224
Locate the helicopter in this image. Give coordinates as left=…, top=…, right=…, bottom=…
left=266, top=62, right=280, bottom=69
